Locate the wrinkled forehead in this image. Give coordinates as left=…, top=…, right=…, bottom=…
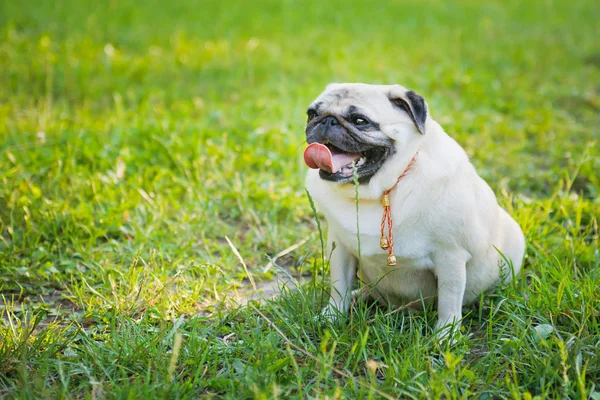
left=309, top=85, right=394, bottom=116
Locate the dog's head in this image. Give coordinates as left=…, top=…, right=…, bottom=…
left=304, top=83, right=428, bottom=184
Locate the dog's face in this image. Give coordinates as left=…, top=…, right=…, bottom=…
left=305, top=83, right=428, bottom=184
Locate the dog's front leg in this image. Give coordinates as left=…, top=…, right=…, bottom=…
left=433, top=251, right=469, bottom=341
left=321, top=231, right=357, bottom=321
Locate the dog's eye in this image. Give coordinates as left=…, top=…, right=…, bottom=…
left=353, top=116, right=368, bottom=126
left=307, top=110, right=317, bottom=122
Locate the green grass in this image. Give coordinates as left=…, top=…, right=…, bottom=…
left=1, top=0, right=599, bottom=398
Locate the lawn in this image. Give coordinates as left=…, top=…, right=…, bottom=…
left=1, top=0, right=599, bottom=398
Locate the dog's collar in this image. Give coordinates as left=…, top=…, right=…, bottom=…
left=379, top=152, right=418, bottom=266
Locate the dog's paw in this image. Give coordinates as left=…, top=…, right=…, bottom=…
left=434, top=322, right=461, bottom=346
left=315, top=305, right=344, bottom=325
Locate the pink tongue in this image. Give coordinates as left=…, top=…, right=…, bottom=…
left=303, top=143, right=360, bottom=174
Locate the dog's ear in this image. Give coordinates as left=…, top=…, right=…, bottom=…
left=388, top=89, right=428, bottom=135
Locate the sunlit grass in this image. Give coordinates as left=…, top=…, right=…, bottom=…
left=0, top=0, right=599, bottom=398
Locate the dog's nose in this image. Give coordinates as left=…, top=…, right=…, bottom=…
left=321, top=116, right=339, bottom=127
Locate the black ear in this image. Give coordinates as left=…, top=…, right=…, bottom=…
left=389, top=90, right=428, bottom=135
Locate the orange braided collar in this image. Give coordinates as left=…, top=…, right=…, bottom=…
left=380, top=152, right=418, bottom=266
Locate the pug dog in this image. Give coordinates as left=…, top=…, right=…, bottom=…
left=304, top=83, right=525, bottom=338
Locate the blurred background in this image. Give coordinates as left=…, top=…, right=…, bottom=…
left=0, top=0, right=598, bottom=310
left=1, top=1, right=599, bottom=397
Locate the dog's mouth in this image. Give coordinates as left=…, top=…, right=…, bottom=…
left=304, top=141, right=390, bottom=183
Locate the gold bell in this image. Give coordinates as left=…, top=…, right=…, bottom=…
left=387, top=254, right=397, bottom=266
left=380, top=236, right=389, bottom=249
left=381, top=194, right=390, bottom=207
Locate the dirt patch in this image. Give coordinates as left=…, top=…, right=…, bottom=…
left=0, top=290, right=80, bottom=332
left=226, top=272, right=310, bottom=305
